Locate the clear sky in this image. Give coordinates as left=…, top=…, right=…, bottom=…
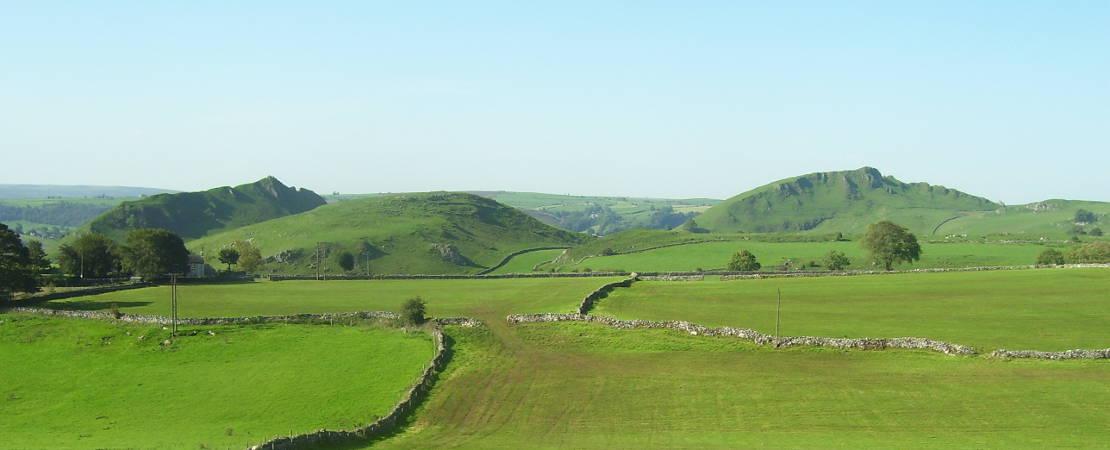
left=2, top=1, right=1107, bottom=204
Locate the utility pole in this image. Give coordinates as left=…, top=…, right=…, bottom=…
left=169, top=273, right=179, bottom=338
left=775, top=288, right=782, bottom=340
left=322, top=244, right=327, bottom=281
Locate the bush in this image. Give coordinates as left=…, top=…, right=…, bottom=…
left=1036, top=248, right=1065, bottom=265
left=1067, top=241, right=1110, bottom=263
left=337, top=251, right=355, bottom=271
left=822, top=250, right=851, bottom=271
left=1090, top=227, right=1103, bottom=237
left=727, top=250, right=761, bottom=272
left=401, top=297, right=427, bottom=325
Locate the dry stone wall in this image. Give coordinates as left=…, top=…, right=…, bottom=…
left=3, top=307, right=398, bottom=326
left=476, top=246, right=571, bottom=275
left=11, top=282, right=153, bottom=307
left=268, top=272, right=626, bottom=281
left=638, top=275, right=704, bottom=281
left=719, top=263, right=1110, bottom=281
left=507, top=313, right=977, bottom=356
left=990, top=348, right=1110, bottom=360
left=577, top=273, right=639, bottom=314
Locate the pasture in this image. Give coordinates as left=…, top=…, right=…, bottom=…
left=488, top=249, right=566, bottom=274
left=0, top=314, right=433, bottom=449
left=43, top=277, right=622, bottom=320
left=594, top=268, right=1110, bottom=351
left=371, top=323, right=1110, bottom=449
left=556, top=240, right=1055, bottom=272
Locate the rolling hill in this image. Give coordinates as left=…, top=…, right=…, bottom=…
left=694, top=167, right=1000, bottom=235
left=188, top=192, right=589, bottom=275
left=85, top=176, right=326, bottom=241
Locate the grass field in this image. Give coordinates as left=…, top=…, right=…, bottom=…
left=594, top=268, right=1110, bottom=351
left=369, top=322, right=1110, bottom=449
left=44, top=277, right=622, bottom=320
left=488, top=249, right=566, bottom=274
left=0, top=314, right=433, bottom=449
left=557, top=240, right=1057, bottom=272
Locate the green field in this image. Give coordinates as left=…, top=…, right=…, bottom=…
left=370, top=322, right=1110, bottom=449
left=556, top=240, right=1057, bottom=272
left=44, top=277, right=621, bottom=320
left=488, top=249, right=566, bottom=274
left=594, top=269, right=1110, bottom=351
left=0, top=314, right=433, bottom=448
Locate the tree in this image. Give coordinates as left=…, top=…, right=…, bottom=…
left=861, top=221, right=921, bottom=271
left=1090, top=227, right=1104, bottom=237
left=728, top=249, right=761, bottom=271
left=57, top=233, right=119, bottom=278
left=218, top=247, right=241, bottom=272
left=1067, top=241, right=1110, bottom=263
left=822, top=250, right=851, bottom=271
left=121, top=229, right=189, bottom=278
left=1036, top=248, right=1065, bottom=265
left=338, top=251, right=355, bottom=271
left=401, top=297, right=427, bottom=325
left=233, top=240, right=263, bottom=272
left=1074, top=209, right=1097, bottom=224
left=25, top=239, right=51, bottom=273
left=0, top=223, right=36, bottom=301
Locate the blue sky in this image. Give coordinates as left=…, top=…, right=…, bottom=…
left=1, top=1, right=1107, bottom=203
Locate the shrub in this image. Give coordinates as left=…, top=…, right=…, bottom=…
left=1090, top=227, right=1103, bottom=237
left=728, top=250, right=761, bottom=272
left=1067, top=241, right=1110, bottom=263
left=337, top=251, right=356, bottom=271
left=822, top=250, right=851, bottom=271
left=401, top=297, right=427, bottom=325
left=1036, top=248, right=1065, bottom=265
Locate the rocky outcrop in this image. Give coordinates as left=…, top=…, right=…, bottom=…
left=506, top=313, right=977, bottom=356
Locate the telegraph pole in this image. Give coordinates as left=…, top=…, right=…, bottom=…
left=775, top=288, right=782, bottom=340
left=169, top=273, right=179, bottom=338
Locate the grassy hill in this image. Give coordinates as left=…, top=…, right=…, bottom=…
left=934, top=199, right=1109, bottom=240
left=467, top=191, right=720, bottom=235
left=694, top=167, right=999, bottom=235
left=85, top=176, right=325, bottom=241
left=188, top=192, right=589, bottom=275
left=0, top=184, right=173, bottom=199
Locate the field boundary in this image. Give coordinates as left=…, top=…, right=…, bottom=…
left=716, top=263, right=1110, bottom=281
left=578, top=273, right=639, bottom=314
left=990, top=348, right=1110, bottom=360
left=507, top=313, right=979, bottom=356
left=8, top=282, right=153, bottom=307
left=1, top=307, right=400, bottom=325
left=267, top=272, right=626, bottom=281
left=476, top=246, right=571, bottom=275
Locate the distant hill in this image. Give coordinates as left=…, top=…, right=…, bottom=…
left=465, top=191, right=721, bottom=235
left=85, top=177, right=326, bottom=241
left=934, top=199, right=1109, bottom=240
left=694, top=167, right=999, bottom=235
left=0, top=184, right=174, bottom=199
left=189, top=192, right=588, bottom=275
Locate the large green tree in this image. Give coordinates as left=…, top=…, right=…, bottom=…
left=0, top=223, right=37, bottom=301
left=120, top=228, right=190, bottom=278
left=727, top=249, right=761, bottom=271
left=57, top=233, right=120, bottom=278
left=218, top=247, right=240, bottom=272
left=862, top=221, right=922, bottom=270
left=232, top=240, right=263, bottom=272
left=25, top=239, right=51, bottom=274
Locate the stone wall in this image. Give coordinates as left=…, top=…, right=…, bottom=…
left=268, top=272, right=627, bottom=281
left=475, top=246, right=571, bottom=275
left=3, top=307, right=399, bottom=326
left=638, top=275, right=704, bottom=282
left=506, top=313, right=977, bottom=356
left=10, top=282, right=153, bottom=307
left=719, top=263, right=1110, bottom=281
left=247, top=326, right=448, bottom=450
left=577, top=274, right=639, bottom=315
left=990, top=348, right=1110, bottom=360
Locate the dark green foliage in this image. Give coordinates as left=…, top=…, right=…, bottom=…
left=338, top=251, right=356, bottom=271
left=25, top=239, right=51, bottom=273
left=822, top=250, right=851, bottom=271
left=1036, top=248, right=1065, bottom=265
left=0, top=202, right=115, bottom=227
left=233, top=240, right=263, bottom=272
left=1090, top=227, right=1103, bottom=237
left=0, top=223, right=36, bottom=299
left=862, top=221, right=922, bottom=270
left=401, top=297, right=427, bottom=325
left=218, top=248, right=241, bottom=272
left=57, top=233, right=119, bottom=278
left=87, top=176, right=326, bottom=241
left=1074, top=209, right=1097, bottom=224
left=120, top=229, right=190, bottom=278
left=1067, top=241, right=1110, bottom=263
left=727, top=249, right=761, bottom=271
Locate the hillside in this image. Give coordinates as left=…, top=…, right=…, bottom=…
left=466, top=191, right=720, bottom=235
left=0, top=184, right=174, bottom=199
left=85, top=177, right=325, bottom=241
left=933, top=199, right=1109, bottom=240
left=188, top=192, right=589, bottom=275
left=694, top=167, right=999, bottom=235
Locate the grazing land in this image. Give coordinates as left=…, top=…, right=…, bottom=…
left=554, top=239, right=1056, bottom=273
left=466, top=191, right=720, bottom=235
left=371, top=323, right=1110, bottom=449
left=488, top=248, right=567, bottom=274
left=43, top=277, right=622, bottom=319
left=0, top=314, right=433, bottom=449
left=594, top=268, right=1110, bottom=351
